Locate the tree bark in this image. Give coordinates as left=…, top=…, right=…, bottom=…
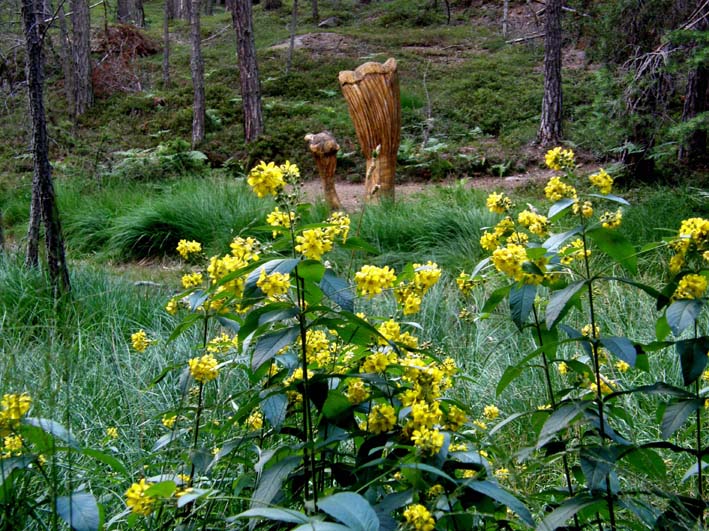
left=537, top=0, right=563, bottom=146
left=263, top=0, right=282, bottom=9
left=71, top=0, right=93, bottom=117
left=678, top=66, right=708, bottom=164
left=311, top=0, right=318, bottom=22
left=305, top=131, right=342, bottom=210
left=117, top=0, right=130, bottom=22
left=229, top=0, right=264, bottom=143
left=134, top=0, right=145, bottom=26
left=286, top=0, right=298, bottom=75
left=58, top=1, right=74, bottom=112
left=190, top=0, right=206, bottom=147
left=22, top=0, right=71, bottom=294
left=163, top=0, right=171, bottom=86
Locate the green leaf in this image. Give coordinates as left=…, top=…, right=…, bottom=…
left=482, top=284, right=511, bottom=313
left=509, top=283, right=537, bottom=330
left=151, top=428, right=188, bottom=452
left=580, top=446, right=618, bottom=492
left=144, top=480, right=176, bottom=498
left=622, top=448, right=667, bottom=481
left=496, top=365, right=524, bottom=396
left=167, top=312, right=201, bottom=343
left=676, top=337, right=709, bottom=386
left=239, top=303, right=299, bottom=340
left=292, top=523, right=351, bottom=531
left=322, top=391, right=353, bottom=420
left=656, top=314, right=672, bottom=341
left=190, top=448, right=212, bottom=474
left=600, top=336, right=636, bottom=366
left=587, top=193, right=630, bottom=205
left=296, top=260, right=326, bottom=283
left=681, top=460, right=709, bottom=484
left=399, top=463, right=457, bottom=484
left=317, top=492, right=380, bottom=531
left=261, top=393, right=288, bottom=431
left=340, top=236, right=379, bottom=254
left=320, top=269, right=355, bottom=312
left=22, top=417, right=79, bottom=448
left=661, top=399, right=705, bottom=439
left=537, top=402, right=591, bottom=449
left=250, top=456, right=300, bottom=509
left=236, top=507, right=309, bottom=524
left=466, top=480, right=534, bottom=527
left=0, top=456, right=33, bottom=485
left=543, top=226, right=583, bottom=253
left=666, top=300, right=704, bottom=336
left=587, top=227, right=637, bottom=274
left=547, top=198, right=576, bottom=220
left=56, top=492, right=100, bottom=531
left=81, top=448, right=128, bottom=476
left=545, top=281, right=586, bottom=329
left=537, top=494, right=601, bottom=531
left=243, top=259, right=300, bottom=300
left=251, top=326, right=300, bottom=371
left=602, top=276, right=665, bottom=303
left=176, top=487, right=212, bottom=508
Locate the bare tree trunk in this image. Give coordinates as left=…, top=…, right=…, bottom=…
left=502, top=0, right=509, bottom=37
left=537, top=0, right=563, bottom=146
left=229, top=0, right=264, bottom=143
left=117, top=0, right=130, bottom=22
left=286, top=0, right=298, bottom=75
left=163, top=0, right=171, bottom=86
left=204, top=0, right=214, bottom=15
left=311, top=0, right=318, bottom=22
left=134, top=0, right=145, bottom=26
left=58, top=1, right=74, bottom=113
left=22, top=0, right=71, bottom=294
left=71, top=0, right=93, bottom=117
left=678, top=66, right=708, bottom=164
left=190, top=0, right=205, bottom=147
left=26, top=180, right=41, bottom=268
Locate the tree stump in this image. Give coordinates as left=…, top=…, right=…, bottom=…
left=338, top=58, right=400, bottom=201
left=305, top=131, right=342, bottom=210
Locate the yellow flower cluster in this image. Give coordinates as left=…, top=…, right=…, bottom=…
left=411, top=427, right=445, bottom=455
left=365, top=403, right=397, bottom=434
left=206, top=333, right=238, bottom=353
left=130, top=330, right=151, bottom=352
left=672, top=274, right=707, bottom=301
left=181, top=272, right=203, bottom=289
left=544, top=176, right=578, bottom=202
left=266, top=207, right=295, bottom=238
left=486, top=192, right=512, bottom=214
left=573, top=200, right=594, bottom=218
left=600, top=209, right=623, bottom=229
left=0, top=393, right=31, bottom=426
left=456, top=271, right=479, bottom=296
left=326, top=211, right=351, bottom=244
left=162, top=415, right=177, bottom=429
left=669, top=217, right=709, bottom=273
left=106, top=427, right=118, bottom=439
left=394, top=262, right=442, bottom=315
left=483, top=404, right=500, bottom=420
left=355, top=265, right=396, bottom=298
left=176, top=239, right=202, bottom=260
left=125, top=479, right=155, bottom=515
left=345, top=379, right=370, bottom=404
left=188, top=354, right=219, bottom=383
left=247, top=161, right=286, bottom=198
left=230, top=236, right=260, bottom=264
left=480, top=217, right=515, bottom=251
left=517, top=210, right=549, bottom=237
left=257, top=268, right=291, bottom=300
left=544, top=147, right=575, bottom=171
left=304, top=329, right=336, bottom=367
left=589, top=169, right=613, bottom=194
left=403, top=504, right=436, bottom=531
left=295, top=228, right=333, bottom=260
left=559, top=238, right=590, bottom=265
left=491, top=244, right=527, bottom=280
left=246, top=410, right=263, bottom=431
left=361, top=351, right=398, bottom=374
left=2, top=434, right=23, bottom=458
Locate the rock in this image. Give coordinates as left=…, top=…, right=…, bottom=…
left=318, top=16, right=339, bottom=28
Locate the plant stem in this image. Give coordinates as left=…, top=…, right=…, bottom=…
left=581, top=228, right=616, bottom=531
left=695, top=324, right=705, bottom=527
left=188, top=383, right=204, bottom=485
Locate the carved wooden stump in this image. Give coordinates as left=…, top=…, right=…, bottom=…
left=338, top=58, right=401, bottom=201
left=304, top=130, right=342, bottom=211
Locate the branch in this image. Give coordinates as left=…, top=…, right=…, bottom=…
left=506, top=32, right=544, bottom=44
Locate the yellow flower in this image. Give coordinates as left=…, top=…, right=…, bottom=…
left=125, top=479, right=155, bottom=516
left=589, top=168, right=613, bottom=194
left=473, top=419, right=487, bottom=430
left=377, top=319, right=402, bottom=345
left=106, top=427, right=118, bottom=439
left=494, top=467, right=510, bottom=480
left=181, top=272, right=203, bottom=289
left=615, top=360, right=630, bottom=373
left=176, top=239, right=202, bottom=260
left=403, top=504, right=435, bottom=531
left=480, top=231, right=500, bottom=251
left=326, top=211, right=351, bottom=243
left=600, top=209, right=622, bottom=229
left=449, top=442, right=468, bottom=452
left=445, top=405, right=468, bottom=431
left=230, top=236, right=260, bottom=263
left=672, top=274, right=707, bottom=301
left=483, top=404, right=500, bottom=421
left=581, top=324, right=600, bottom=339
left=130, top=330, right=151, bottom=352
left=165, top=298, right=179, bottom=315
left=355, top=264, right=396, bottom=298
left=517, top=210, right=549, bottom=237
left=247, top=161, right=285, bottom=198
left=491, top=243, right=527, bottom=280
left=206, top=333, right=238, bottom=353
left=411, top=427, right=444, bottom=455
left=558, top=361, right=569, bottom=375
left=345, top=379, right=370, bottom=404
left=162, top=415, right=177, bottom=429
left=257, top=268, right=291, bottom=300
left=361, top=352, right=397, bottom=374
left=456, top=271, right=478, bottom=296
left=266, top=207, right=295, bottom=238
left=366, top=404, right=396, bottom=434
left=295, top=228, right=333, bottom=260
left=188, top=354, right=219, bottom=383
left=544, top=176, right=578, bottom=202
left=246, top=410, right=263, bottom=431
left=2, top=434, right=23, bottom=455
left=544, top=147, right=575, bottom=171
left=486, top=192, right=512, bottom=214
left=1, top=393, right=31, bottom=421
left=428, top=484, right=445, bottom=497
left=395, top=285, right=423, bottom=315
left=280, top=160, right=300, bottom=180
left=413, top=261, right=442, bottom=293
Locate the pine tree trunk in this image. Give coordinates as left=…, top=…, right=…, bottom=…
left=22, top=0, right=71, bottom=294
left=58, top=1, right=74, bottom=113
left=537, top=0, right=563, bottom=146
left=163, top=0, right=171, bottom=85
left=286, top=0, right=298, bottom=75
left=678, top=67, right=708, bottom=164
left=204, top=0, right=214, bottom=16
left=229, top=0, right=264, bottom=143
left=26, top=179, right=41, bottom=268
left=134, top=0, right=145, bottom=26
left=311, top=0, right=318, bottom=22
left=117, top=0, right=130, bottom=22
left=71, top=0, right=92, bottom=117
left=190, top=0, right=205, bottom=147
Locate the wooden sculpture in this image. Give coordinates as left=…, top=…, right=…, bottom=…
left=338, top=58, right=401, bottom=201
left=304, top=130, right=342, bottom=210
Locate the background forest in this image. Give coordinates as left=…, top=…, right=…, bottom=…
left=1, top=1, right=709, bottom=531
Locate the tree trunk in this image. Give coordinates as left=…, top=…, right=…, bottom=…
left=134, top=0, right=145, bottom=26
left=537, top=0, right=563, bottom=146
left=229, top=0, right=264, bottom=143
left=286, top=0, right=298, bottom=75
left=263, top=0, right=282, bottom=9
left=190, top=0, right=205, bottom=147
left=22, top=0, right=71, bottom=294
left=26, top=180, right=41, bottom=268
left=502, top=0, right=509, bottom=37
left=311, top=0, right=318, bottom=22
left=163, top=0, right=171, bottom=86
left=71, top=0, right=93, bottom=117
left=117, top=0, right=130, bottom=22
left=204, top=0, right=214, bottom=15
left=678, top=66, right=708, bottom=164
left=58, top=1, right=74, bottom=112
